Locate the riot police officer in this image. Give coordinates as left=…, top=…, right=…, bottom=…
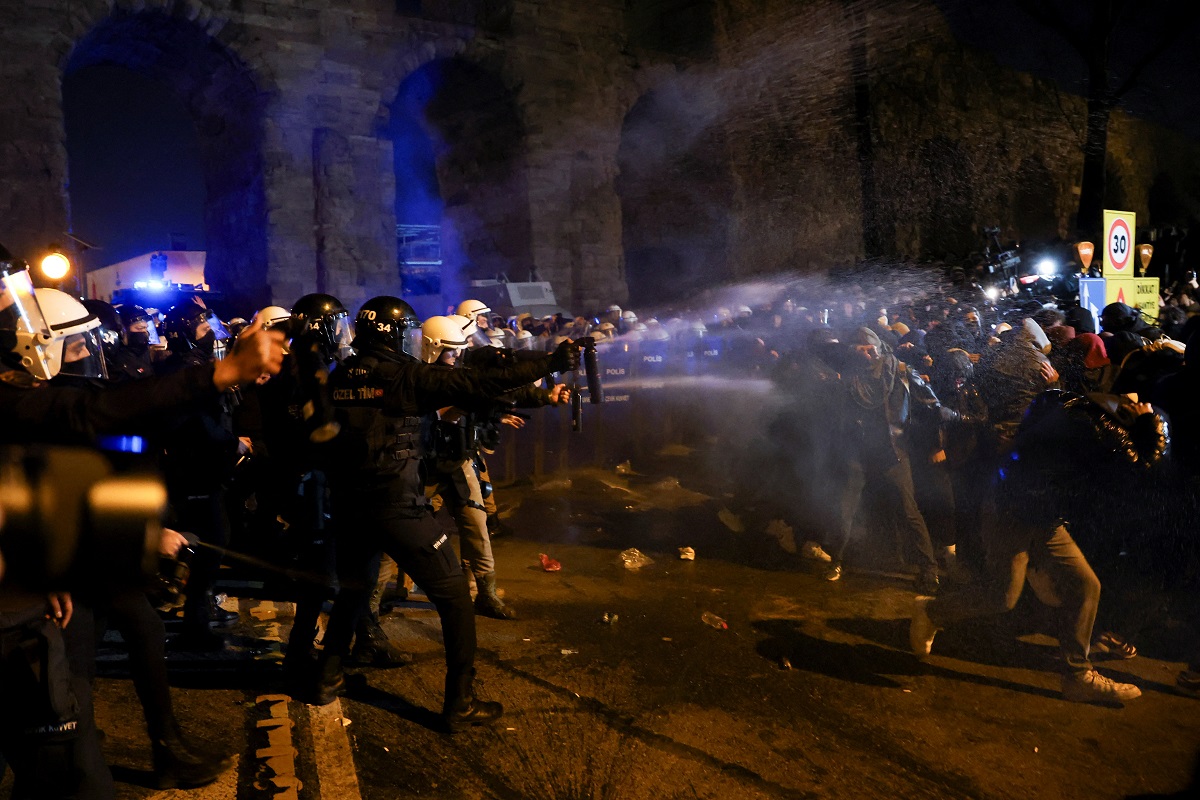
left=0, top=252, right=283, bottom=798
left=311, top=296, right=578, bottom=731
left=423, top=315, right=570, bottom=619
left=113, top=303, right=162, bottom=380
left=157, top=302, right=242, bottom=650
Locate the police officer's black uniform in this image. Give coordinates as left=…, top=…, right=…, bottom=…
left=313, top=296, right=578, bottom=729
left=0, top=258, right=265, bottom=798
left=156, top=303, right=240, bottom=650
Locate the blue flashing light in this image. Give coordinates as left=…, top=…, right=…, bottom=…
left=96, top=434, right=147, bottom=454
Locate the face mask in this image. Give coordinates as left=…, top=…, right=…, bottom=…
left=195, top=329, right=216, bottom=356
left=126, top=331, right=151, bottom=353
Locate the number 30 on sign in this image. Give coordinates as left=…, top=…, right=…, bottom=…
left=1103, top=209, right=1136, bottom=275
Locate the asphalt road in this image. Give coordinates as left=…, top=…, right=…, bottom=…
left=66, top=455, right=1200, bottom=800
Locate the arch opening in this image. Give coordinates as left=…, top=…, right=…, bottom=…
left=64, top=9, right=267, bottom=312
left=387, top=58, right=532, bottom=317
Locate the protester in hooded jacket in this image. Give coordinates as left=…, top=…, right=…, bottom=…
left=826, top=327, right=948, bottom=594
left=912, top=389, right=1169, bottom=704
left=976, top=319, right=1059, bottom=453
left=1058, top=333, right=1115, bottom=394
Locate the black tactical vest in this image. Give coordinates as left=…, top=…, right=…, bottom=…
left=329, top=352, right=428, bottom=514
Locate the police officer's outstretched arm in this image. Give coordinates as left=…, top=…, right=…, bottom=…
left=409, top=338, right=580, bottom=414
left=0, top=315, right=286, bottom=445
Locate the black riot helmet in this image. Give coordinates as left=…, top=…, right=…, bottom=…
left=291, top=292, right=353, bottom=362
left=163, top=302, right=212, bottom=355
left=81, top=299, right=123, bottom=362
left=353, top=295, right=421, bottom=359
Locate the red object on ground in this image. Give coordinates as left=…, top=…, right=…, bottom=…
left=539, top=553, right=562, bottom=572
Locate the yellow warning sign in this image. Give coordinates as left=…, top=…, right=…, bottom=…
left=1105, top=277, right=1161, bottom=319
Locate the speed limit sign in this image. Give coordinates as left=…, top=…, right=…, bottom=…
left=1103, top=209, right=1135, bottom=275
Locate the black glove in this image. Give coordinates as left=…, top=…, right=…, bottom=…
left=548, top=339, right=581, bottom=373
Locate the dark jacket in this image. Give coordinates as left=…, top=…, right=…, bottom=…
left=998, top=390, right=1170, bottom=525
left=840, top=328, right=947, bottom=467
left=0, top=361, right=220, bottom=446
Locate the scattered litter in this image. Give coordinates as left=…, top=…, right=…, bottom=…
left=506, top=727, right=516, bottom=731
left=539, top=553, right=562, bottom=572
left=561, top=649, right=578, bottom=655
left=678, top=546, right=695, bottom=561
left=522, top=638, right=532, bottom=642
left=599, top=612, right=619, bottom=624
left=383, top=747, right=389, bottom=752
left=615, top=460, right=634, bottom=475
left=902, top=689, right=912, bottom=693
left=1033, top=747, right=1039, bottom=754
left=701, top=611, right=728, bottom=630
left=717, top=508, right=744, bottom=533
left=778, top=657, right=792, bottom=670
left=620, top=548, right=654, bottom=569
left=662, top=637, right=673, bottom=642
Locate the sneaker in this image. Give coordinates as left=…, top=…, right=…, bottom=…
left=824, top=563, right=842, bottom=582
left=1061, top=669, right=1141, bottom=704
left=909, top=596, right=939, bottom=658
left=801, top=541, right=833, bottom=562
left=1176, top=670, right=1200, bottom=695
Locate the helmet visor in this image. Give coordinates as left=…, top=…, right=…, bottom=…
left=401, top=327, right=423, bottom=360
left=206, top=312, right=231, bottom=341
left=1, top=266, right=55, bottom=378
left=0, top=267, right=51, bottom=336
left=127, top=316, right=162, bottom=347
left=58, top=329, right=110, bottom=380
left=334, top=314, right=354, bottom=361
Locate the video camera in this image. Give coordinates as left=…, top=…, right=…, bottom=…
left=0, top=445, right=166, bottom=591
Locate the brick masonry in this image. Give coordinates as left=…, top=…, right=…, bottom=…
left=1, top=0, right=1196, bottom=314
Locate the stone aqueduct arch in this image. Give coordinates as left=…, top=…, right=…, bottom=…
left=2, top=0, right=630, bottom=314
left=65, top=5, right=270, bottom=310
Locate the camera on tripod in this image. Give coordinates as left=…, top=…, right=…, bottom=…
left=0, top=445, right=166, bottom=591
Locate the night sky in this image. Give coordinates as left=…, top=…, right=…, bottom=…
left=63, top=64, right=206, bottom=273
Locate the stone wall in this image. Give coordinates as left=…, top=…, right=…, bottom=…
left=1, top=0, right=1197, bottom=316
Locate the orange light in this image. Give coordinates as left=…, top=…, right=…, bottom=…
left=40, top=252, right=71, bottom=280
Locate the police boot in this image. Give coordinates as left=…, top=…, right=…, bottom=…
left=307, top=653, right=345, bottom=706
left=152, top=729, right=234, bottom=789
left=207, top=592, right=239, bottom=629
left=442, top=668, right=503, bottom=733
left=473, top=573, right=517, bottom=620
left=176, top=597, right=227, bottom=652
left=351, top=614, right=413, bottom=668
